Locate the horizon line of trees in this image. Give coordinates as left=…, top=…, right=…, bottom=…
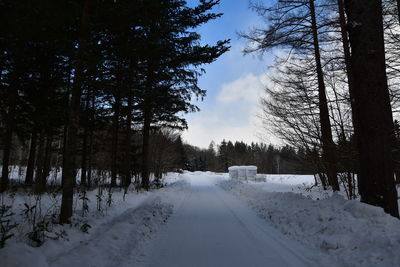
left=184, top=140, right=317, bottom=174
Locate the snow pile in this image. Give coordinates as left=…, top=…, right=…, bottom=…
left=0, top=173, right=190, bottom=267
left=219, top=179, right=400, bottom=267
left=51, top=197, right=172, bottom=267
left=228, top=166, right=239, bottom=179
left=2, top=197, right=172, bottom=267
left=249, top=174, right=341, bottom=200
left=0, top=243, right=48, bottom=267
left=228, top=166, right=258, bottom=180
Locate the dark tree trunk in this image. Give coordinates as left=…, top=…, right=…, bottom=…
left=25, top=131, right=37, bottom=185
left=61, top=124, right=68, bottom=178
left=345, top=0, right=399, bottom=217
left=110, top=92, right=120, bottom=187
left=337, top=0, right=358, bottom=138
left=35, top=133, right=52, bottom=194
left=309, top=0, right=339, bottom=191
left=34, top=131, right=45, bottom=192
left=60, top=0, right=92, bottom=224
left=397, top=0, right=400, bottom=24
left=34, top=50, right=52, bottom=194
left=42, top=135, right=52, bottom=183
left=347, top=171, right=353, bottom=199
left=141, top=103, right=151, bottom=190
left=141, top=55, right=156, bottom=190
left=123, top=93, right=133, bottom=188
left=337, top=0, right=359, bottom=181
left=81, top=124, right=88, bottom=187
left=87, top=91, right=95, bottom=188
left=87, top=127, right=93, bottom=188
left=1, top=77, right=18, bottom=192
left=80, top=93, right=90, bottom=187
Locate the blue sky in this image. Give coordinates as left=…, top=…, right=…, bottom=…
left=182, top=0, right=275, bottom=148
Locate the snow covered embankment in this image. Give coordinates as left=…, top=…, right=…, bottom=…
left=219, top=179, right=400, bottom=267
left=1, top=176, right=190, bottom=267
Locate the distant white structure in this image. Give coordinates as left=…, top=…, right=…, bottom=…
left=237, top=166, right=247, bottom=180
left=246, top=166, right=257, bottom=180
left=228, top=166, right=259, bottom=181
left=228, top=166, right=239, bottom=179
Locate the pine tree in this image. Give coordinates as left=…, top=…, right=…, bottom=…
left=60, top=0, right=93, bottom=224
left=135, top=0, right=229, bottom=189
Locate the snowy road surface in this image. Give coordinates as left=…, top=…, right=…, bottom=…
left=138, top=173, right=320, bottom=267
left=3, top=172, right=400, bottom=267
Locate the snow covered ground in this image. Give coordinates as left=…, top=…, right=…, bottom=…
left=137, top=172, right=336, bottom=267
left=1, top=171, right=400, bottom=267
left=218, top=173, right=400, bottom=267
left=1, top=173, right=190, bottom=267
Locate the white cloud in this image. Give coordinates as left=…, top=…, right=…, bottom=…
left=217, top=73, right=265, bottom=104
left=182, top=73, right=278, bottom=148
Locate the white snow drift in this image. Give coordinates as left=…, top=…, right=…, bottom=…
left=2, top=171, right=400, bottom=267
left=219, top=178, right=400, bottom=267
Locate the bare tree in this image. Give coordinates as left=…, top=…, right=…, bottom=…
left=242, top=0, right=340, bottom=190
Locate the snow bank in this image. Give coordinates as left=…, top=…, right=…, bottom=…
left=1, top=243, right=49, bottom=267
left=0, top=173, right=190, bottom=267
left=219, top=179, right=400, bottom=267
left=48, top=196, right=173, bottom=267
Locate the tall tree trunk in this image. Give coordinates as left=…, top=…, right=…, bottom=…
left=34, top=49, right=51, bottom=194
left=87, top=127, right=93, bottom=188
left=35, top=130, right=45, bottom=190
left=347, top=171, right=353, bottom=199
left=42, top=134, right=52, bottom=183
left=60, top=0, right=92, bottom=224
left=25, top=131, right=37, bottom=185
left=123, top=93, right=132, bottom=188
left=345, top=0, right=399, bottom=217
left=111, top=92, right=120, bottom=187
left=309, top=0, right=340, bottom=191
left=141, top=55, right=156, bottom=190
left=35, top=133, right=52, bottom=194
left=397, top=0, right=400, bottom=23
left=87, top=90, right=95, bottom=188
left=61, top=124, right=68, bottom=176
left=337, top=0, right=358, bottom=137
left=81, top=124, right=88, bottom=187
left=141, top=102, right=151, bottom=190
left=80, top=93, right=90, bottom=187
left=1, top=75, right=18, bottom=192
left=337, top=0, right=359, bottom=179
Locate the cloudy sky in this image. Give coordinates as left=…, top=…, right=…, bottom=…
left=182, top=0, right=275, bottom=148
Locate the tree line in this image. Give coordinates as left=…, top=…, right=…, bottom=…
left=184, top=140, right=315, bottom=174
left=243, top=0, right=400, bottom=217
left=0, top=0, right=229, bottom=223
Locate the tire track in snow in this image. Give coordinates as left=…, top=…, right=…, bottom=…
left=140, top=174, right=323, bottom=267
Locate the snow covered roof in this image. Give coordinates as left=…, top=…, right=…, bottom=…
left=228, top=165, right=257, bottom=170
left=228, top=166, right=239, bottom=171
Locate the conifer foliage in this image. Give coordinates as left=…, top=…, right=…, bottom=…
left=0, top=0, right=229, bottom=223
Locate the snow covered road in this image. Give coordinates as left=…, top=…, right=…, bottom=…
left=3, top=172, right=400, bottom=266
left=138, top=173, right=321, bottom=267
